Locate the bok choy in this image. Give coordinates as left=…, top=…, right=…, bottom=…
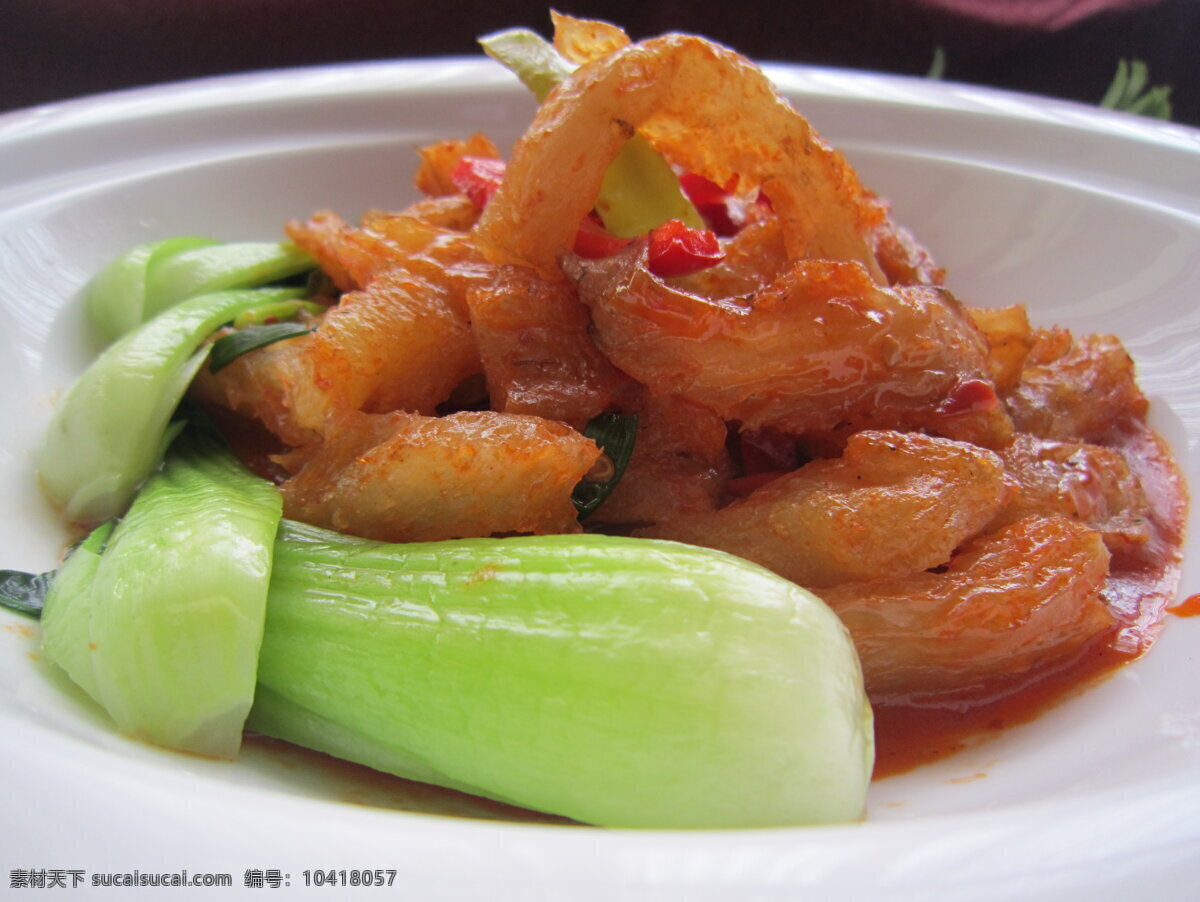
left=37, top=285, right=304, bottom=525
left=40, top=425, right=281, bottom=758
left=87, top=240, right=313, bottom=343
left=86, top=237, right=218, bottom=343
left=250, top=523, right=873, bottom=828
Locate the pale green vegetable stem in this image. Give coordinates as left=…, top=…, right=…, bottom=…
left=37, top=286, right=304, bottom=525
left=250, top=522, right=874, bottom=828
left=142, top=242, right=313, bottom=320
left=87, top=240, right=312, bottom=344
left=40, top=426, right=282, bottom=758
left=86, top=237, right=218, bottom=343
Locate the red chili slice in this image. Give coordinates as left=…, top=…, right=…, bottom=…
left=451, top=156, right=507, bottom=209
left=573, top=213, right=632, bottom=258
left=647, top=219, right=724, bottom=278
left=937, top=379, right=1000, bottom=416
left=679, top=172, right=745, bottom=236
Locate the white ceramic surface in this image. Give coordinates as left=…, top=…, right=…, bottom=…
left=1, top=59, right=1198, bottom=900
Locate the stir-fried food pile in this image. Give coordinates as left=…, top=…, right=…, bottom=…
left=187, top=16, right=1186, bottom=738
left=26, top=14, right=1183, bottom=813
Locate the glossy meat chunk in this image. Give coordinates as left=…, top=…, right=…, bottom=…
left=357, top=212, right=491, bottom=291
left=466, top=264, right=628, bottom=426
left=391, top=195, right=481, bottom=232
left=968, top=305, right=1033, bottom=394
left=280, top=410, right=600, bottom=542
left=990, top=433, right=1151, bottom=554
left=190, top=325, right=325, bottom=448
left=822, top=516, right=1114, bottom=704
left=640, top=431, right=1007, bottom=588
left=589, top=392, right=732, bottom=528
left=285, top=211, right=384, bottom=293
left=1004, top=329, right=1149, bottom=442
left=286, top=210, right=486, bottom=293
left=197, top=213, right=489, bottom=438
left=307, top=267, right=480, bottom=417
left=570, top=252, right=1013, bottom=448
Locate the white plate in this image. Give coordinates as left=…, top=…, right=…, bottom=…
left=1, top=59, right=1198, bottom=900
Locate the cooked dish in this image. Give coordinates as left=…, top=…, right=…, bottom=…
left=15, top=13, right=1189, bottom=826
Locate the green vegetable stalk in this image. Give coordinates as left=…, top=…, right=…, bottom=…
left=40, top=426, right=282, bottom=758
left=141, top=241, right=314, bottom=324
left=250, top=522, right=874, bottom=828
left=86, top=237, right=218, bottom=343
left=87, top=240, right=313, bottom=344
left=37, top=285, right=304, bottom=525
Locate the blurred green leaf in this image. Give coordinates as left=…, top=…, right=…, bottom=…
left=1100, top=59, right=1172, bottom=120
left=926, top=46, right=947, bottom=81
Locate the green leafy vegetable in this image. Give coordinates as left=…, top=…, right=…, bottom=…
left=926, top=46, right=947, bottom=81
left=40, top=425, right=282, bottom=758
left=572, top=412, right=638, bottom=518
left=1100, top=59, right=1172, bottom=120
left=479, top=27, right=575, bottom=103
left=37, top=286, right=304, bottom=524
left=250, top=521, right=873, bottom=827
left=39, top=522, right=113, bottom=701
left=479, top=28, right=704, bottom=236
left=33, top=439, right=873, bottom=825
left=87, top=237, right=219, bottom=343
left=0, top=569, right=54, bottom=619
left=209, top=322, right=314, bottom=373
left=142, top=241, right=314, bottom=322
left=231, top=298, right=326, bottom=330
left=206, top=296, right=326, bottom=372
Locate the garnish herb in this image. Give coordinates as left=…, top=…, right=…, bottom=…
left=0, top=569, right=53, bottom=619
left=210, top=322, right=315, bottom=373
left=573, top=413, right=638, bottom=518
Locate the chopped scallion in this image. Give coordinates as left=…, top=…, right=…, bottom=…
left=209, top=322, right=314, bottom=373
left=573, top=412, right=638, bottom=518
left=0, top=569, right=54, bottom=619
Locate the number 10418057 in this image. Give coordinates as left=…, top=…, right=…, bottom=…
left=301, top=870, right=397, bottom=887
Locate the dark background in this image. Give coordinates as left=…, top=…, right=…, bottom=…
left=2, top=0, right=1196, bottom=126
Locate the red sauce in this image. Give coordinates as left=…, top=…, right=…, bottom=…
left=873, top=422, right=1190, bottom=779
left=1169, top=594, right=1200, bottom=617
left=873, top=639, right=1128, bottom=778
